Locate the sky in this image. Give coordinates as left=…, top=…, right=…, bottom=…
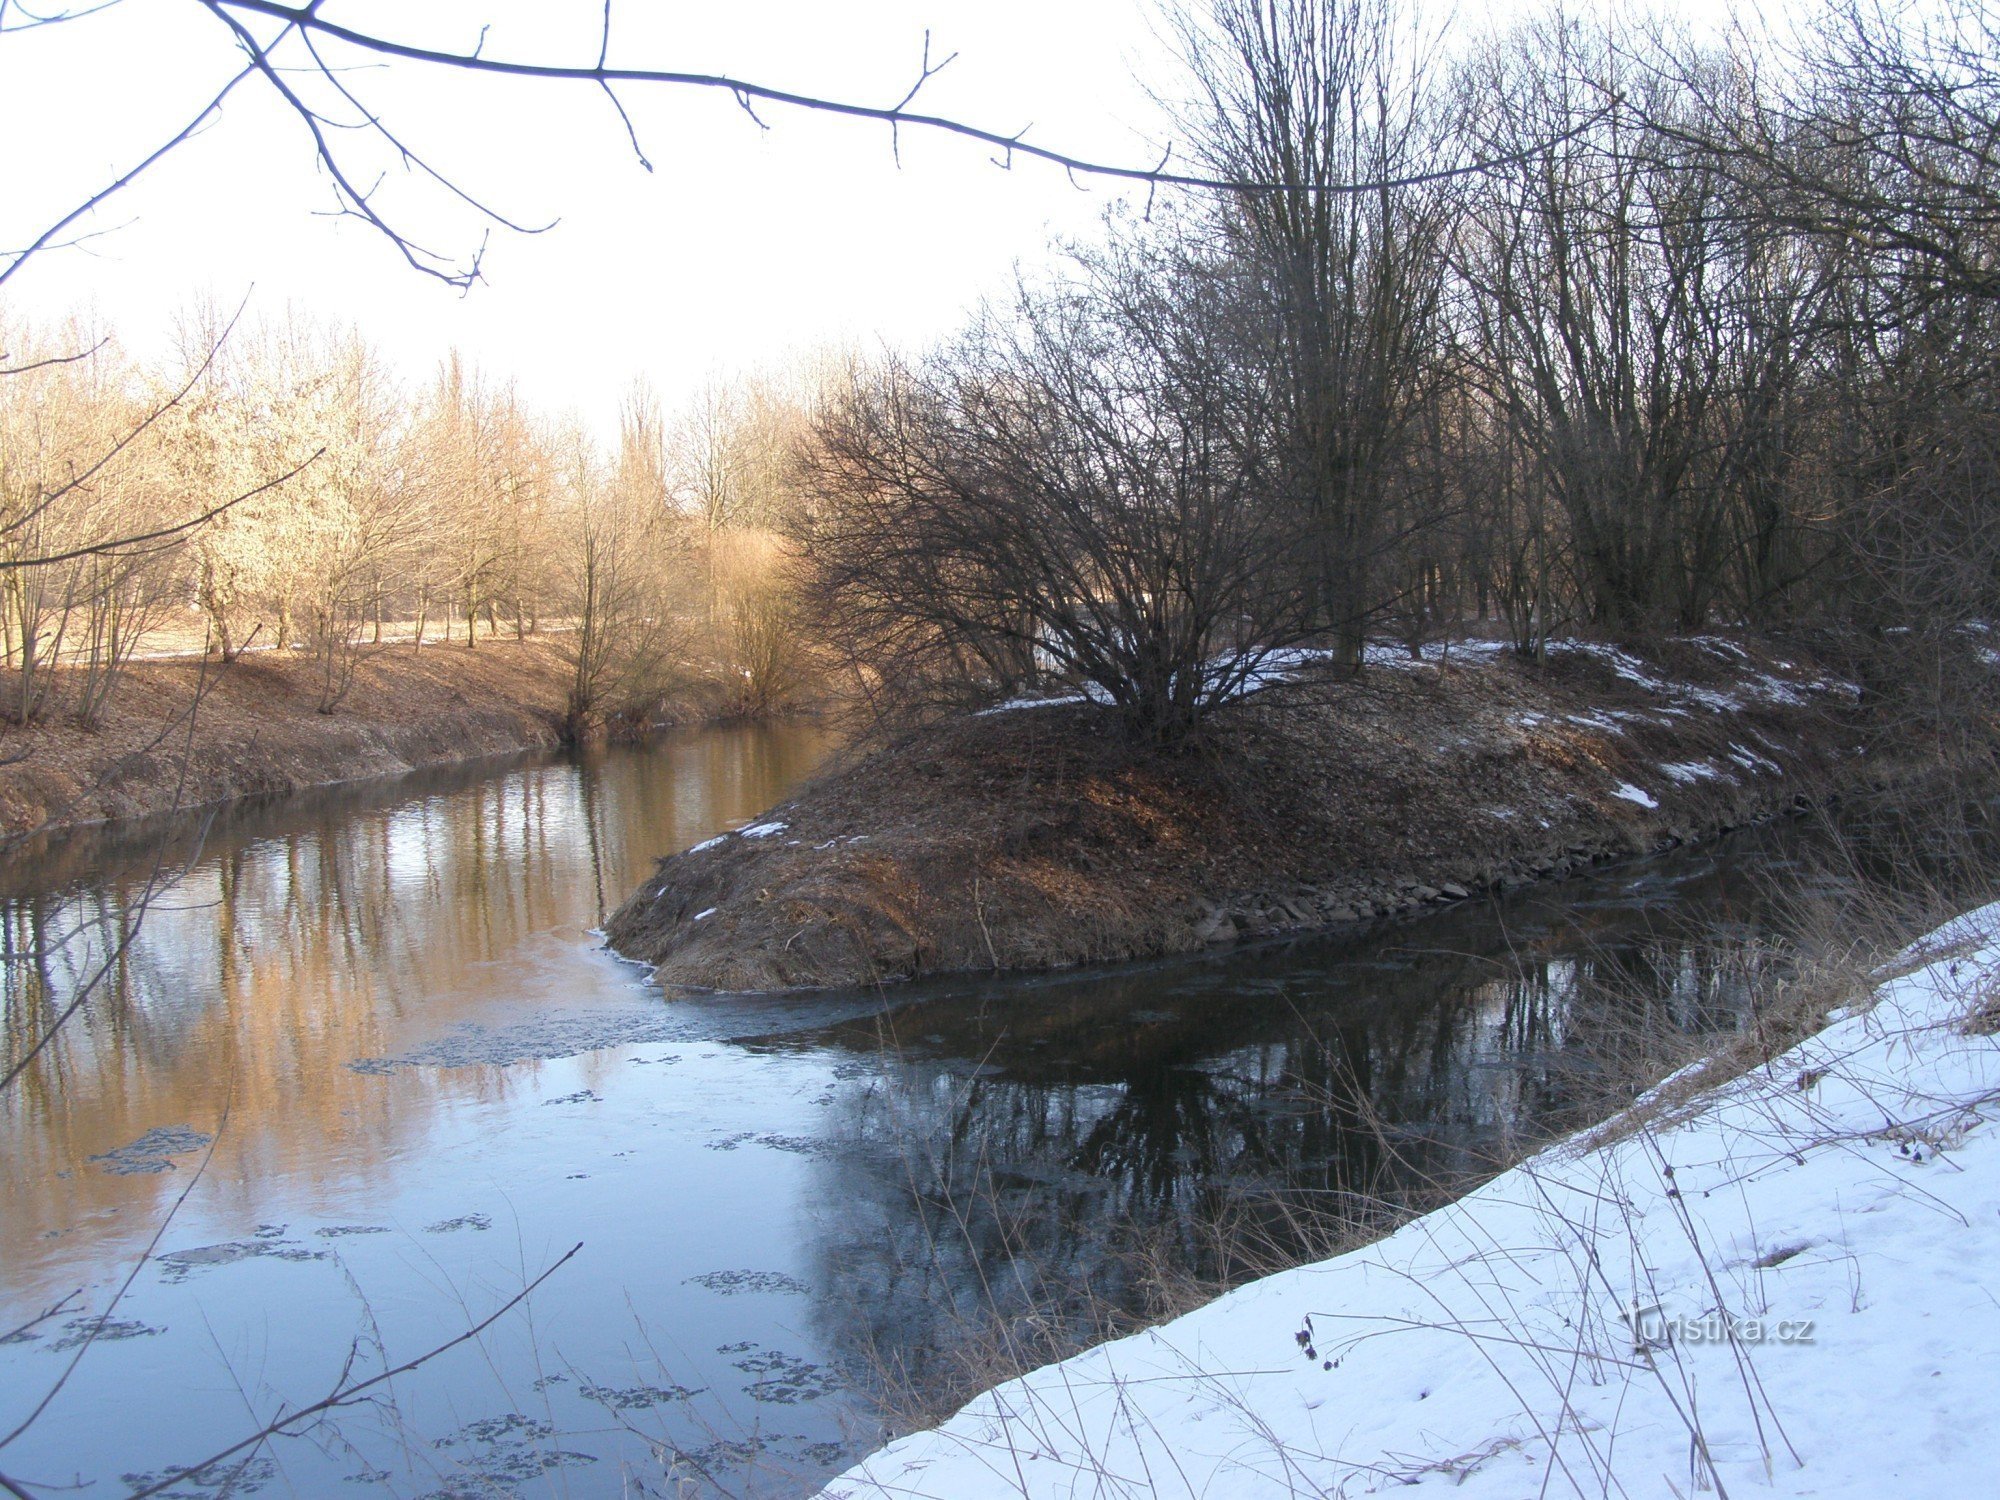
left=2, top=0, right=1170, bottom=435
left=1, top=0, right=1741, bottom=440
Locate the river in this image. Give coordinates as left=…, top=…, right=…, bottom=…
left=0, top=721, right=1900, bottom=1497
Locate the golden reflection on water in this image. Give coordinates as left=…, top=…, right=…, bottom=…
left=0, top=724, right=837, bottom=1303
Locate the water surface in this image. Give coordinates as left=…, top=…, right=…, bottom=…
left=0, top=724, right=1874, bottom=1497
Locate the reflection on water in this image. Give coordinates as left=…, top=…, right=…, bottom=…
left=789, top=862, right=1791, bottom=1404
left=0, top=730, right=1912, bottom=1497
left=2, top=725, right=837, bottom=1308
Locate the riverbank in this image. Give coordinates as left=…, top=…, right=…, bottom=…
left=607, top=634, right=1945, bottom=993
left=0, top=639, right=612, bottom=838
left=821, top=900, right=2000, bottom=1499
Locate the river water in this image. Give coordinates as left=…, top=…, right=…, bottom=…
left=0, top=722, right=1878, bottom=1497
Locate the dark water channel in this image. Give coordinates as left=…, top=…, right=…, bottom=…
left=0, top=723, right=1904, bottom=1497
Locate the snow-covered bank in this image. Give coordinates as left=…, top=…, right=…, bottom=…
left=822, top=904, right=2000, bottom=1499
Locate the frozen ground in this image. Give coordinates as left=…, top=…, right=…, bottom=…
left=823, top=903, right=2000, bottom=1498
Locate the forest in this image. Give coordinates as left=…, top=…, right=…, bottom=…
left=797, top=0, right=2000, bottom=742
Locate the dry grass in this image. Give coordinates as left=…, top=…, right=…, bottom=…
left=0, top=638, right=582, bottom=839
left=608, top=635, right=1921, bottom=993
left=1564, top=790, right=2000, bottom=1153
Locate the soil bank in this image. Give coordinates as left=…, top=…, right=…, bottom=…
left=0, top=639, right=589, bottom=838
left=605, top=635, right=1957, bottom=993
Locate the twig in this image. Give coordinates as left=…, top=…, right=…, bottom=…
left=112, top=1243, right=583, bottom=1500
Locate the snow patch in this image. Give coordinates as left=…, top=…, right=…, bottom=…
left=1727, top=746, right=1782, bottom=776
left=974, top=693, right=1088, bottom=716
left=1548, top=637, right=1857, bottom=716
left=1609, top=781, right=1659, bottom=809
left=1566, top=710, right=1630, bottom=735
left=1658, top=760, right=1725, bottom=784
left=1363, top=637, right=1515, bottom=671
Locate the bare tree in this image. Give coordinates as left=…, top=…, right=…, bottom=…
left=798, top=237, right=1313, bottom=744
left=0, top=312, right=302, bottom=719
left=403, top=355, right=551, bottom=649
left=549, top=418, right=683, bottom=735
left=1665, top=0, right=2000, bottom=308
left=1452, top=21, right=1759, bottom=632
left=711, top=528, right=810, bottom=716
left=1166, top=0, right=1465, bottom=665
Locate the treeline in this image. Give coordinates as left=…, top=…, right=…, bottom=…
left=795, top=0, right=2000, bottom=743
left=10, top=0, right=1994, bottom=753
left=0, top=308, right=833, bottom=732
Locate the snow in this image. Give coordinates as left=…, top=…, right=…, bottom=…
left=1546, top=639, right=1857, bottom=716
left=976, top=693, right=1091, bottom=716
left=1552, top=638, right=1684, bottom=696
left=1659, top=759, right=1727, bottom=784
left=1361, top=638, right=1513, bottom=670
left=976, top=650, right=1340, bottom=717
left=1691, top=635, right=1752, bottom=661
left=1209, top=646, right=1340, bottom=697
left=1566, top=710, right=1632, bottom=734
left=972, top=635, right=1854, bottom=729
left=1728, top=747, right=1784, bottom=776
left=1609, top=781, right=1659, bottom=809
left=688, top=821, right=789, bottom=849
left=979, top=638, right=1525, bottom=719
left=693, top=907, right=716, bottom=922
left=822, top=905, right=2000, bottom=1500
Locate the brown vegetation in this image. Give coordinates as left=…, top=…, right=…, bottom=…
left=0, top=638, right=580, bottom=838
left=0, top=311, right=831, bottom=750
left=606, top=635, right=1945, bottom=992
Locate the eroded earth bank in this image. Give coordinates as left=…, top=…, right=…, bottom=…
left=607, top=635, right=1963, bottom=993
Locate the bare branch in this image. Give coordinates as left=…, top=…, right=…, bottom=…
left=0, top=62, right=256, bottom=290
left=106, top=1243, right=585, bottom=1500
left=594, top=0, right=650, bottom=171
left=201, top=6, right=486, bottom=289
left=0, top=0, right=129, bottom=32
left=207, top=0, right=1581, bottom=195
left=0, top=337, right=109, bottom=377
left=0, top=449, right=324, bottom=571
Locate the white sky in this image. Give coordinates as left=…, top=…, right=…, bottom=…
left=0, top=0, right=1743, bottom=439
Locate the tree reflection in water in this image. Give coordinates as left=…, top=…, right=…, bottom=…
left=0, top=724, right=838, bottom=1305
left=787, top=853, right=1808, bottom=1415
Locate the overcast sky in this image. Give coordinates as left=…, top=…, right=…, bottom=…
left=2, top=0, right=1740, bottom=439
